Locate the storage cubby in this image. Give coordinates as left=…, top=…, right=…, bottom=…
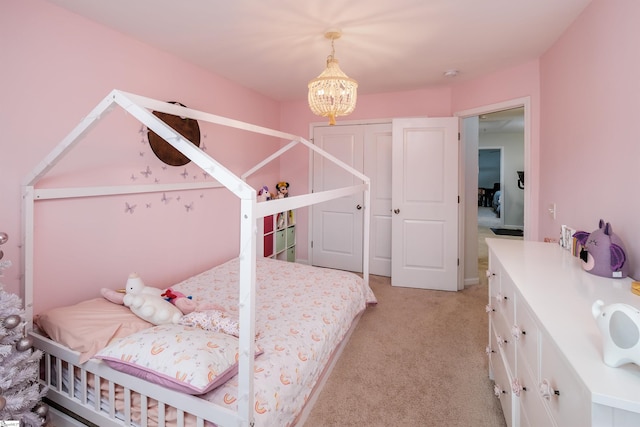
left=260, top=210, right=295, bottom=262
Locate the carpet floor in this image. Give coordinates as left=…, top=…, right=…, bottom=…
left=304, top=263, right=507, bottom=426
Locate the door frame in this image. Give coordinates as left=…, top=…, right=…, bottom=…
left=455, top=97, right=532, bottom=286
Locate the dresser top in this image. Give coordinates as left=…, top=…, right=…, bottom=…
left=486, top=238, right=640, bottom=413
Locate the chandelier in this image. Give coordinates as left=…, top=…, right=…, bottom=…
left=308, top=30, right=358, bottom=125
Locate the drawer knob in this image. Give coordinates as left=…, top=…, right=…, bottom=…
left=485, top=304, right=495, bottom=314
left=486, top=270, right=495, bottom=278
left=511, top=325, right=526, bottom=340
left=493, top=383, right=506, bottom=398
left=497, top=334, right=508, bottom=347
left=511, top=378, right=527, bottom=397
left=539, top=379, right=560, bottom=400
left=495, top=292, right=508, bottom=303
left=485, top=345, right=495, bottom=355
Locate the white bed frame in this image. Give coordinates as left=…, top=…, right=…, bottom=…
left=22, top=90, right=370, bottom=427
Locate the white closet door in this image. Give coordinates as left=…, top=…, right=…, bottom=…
left=311, top=125, right=365, bottom=272
left=391, top=117, right=459, bottom=291
left=364, top=124, right=392, bottom=276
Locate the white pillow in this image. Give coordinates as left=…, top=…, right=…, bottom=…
left=96, top=323, right=254, bottom=394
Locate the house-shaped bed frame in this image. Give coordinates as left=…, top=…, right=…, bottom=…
left=22, top=90, right=370, bottom=427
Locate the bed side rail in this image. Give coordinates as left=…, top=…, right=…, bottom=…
left=31, top=330, right=241, bottom=427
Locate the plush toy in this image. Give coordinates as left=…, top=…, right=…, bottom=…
left=161, top=288, right=197, bottom=315
left=101, top=274, right=227, bottom=318
left=121, top=273, right=183, bottom=325
left=592, top=300, right=640, bottom=368
left=100, top=273, right=163, bottom=305
left=257, top=185, right=273, bottom=202
left=574, top=220, right=629, bottom=278
left=275, top=181, right=289, bottom=199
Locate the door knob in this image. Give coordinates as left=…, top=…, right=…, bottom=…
left=356, top=204, right=362, bottom=210
left=393, top=209, right=400, bottom=214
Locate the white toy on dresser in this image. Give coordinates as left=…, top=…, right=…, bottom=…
left=592, top=300, right=640, bottom=368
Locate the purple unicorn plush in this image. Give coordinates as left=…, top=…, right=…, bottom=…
left=574, top=220, right=628, bottom=279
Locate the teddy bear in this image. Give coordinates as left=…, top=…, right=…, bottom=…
left=275, top=181, right=289, bottom=199
left=117, top=273, right=183, bottom=325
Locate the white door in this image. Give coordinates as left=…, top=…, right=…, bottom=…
left=391, top=118, right=459, bottom=291
left=311, top=123, right=392, bottom=275
left=364, top=124, right=392, bottom=276
left=311, top=125, right=365, bottom=272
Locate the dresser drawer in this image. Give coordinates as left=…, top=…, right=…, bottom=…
left=488, top=254, right=515, bottom=325
left=491, top=345, right=515, bottom=427
left=493, top=312, right=516, bottom=377
left=516, top=350, right=552, bottom=427
left=514, top=297, right=539, bottom=379
left=540, top=337, right=590, bottom=427
left=488, top=324, right=498, bottom=380
left=497, top=273, right=516, bottom=325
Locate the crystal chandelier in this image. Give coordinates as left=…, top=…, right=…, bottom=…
left=308, top=30, right=358, bottom=125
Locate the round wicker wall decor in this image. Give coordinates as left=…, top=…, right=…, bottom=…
left=147, top=101, right=201, bottom=166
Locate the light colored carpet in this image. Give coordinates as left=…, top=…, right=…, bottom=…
left=304, top=249, right=507, bottom=426
left=303, top=225, right=523, bottom=426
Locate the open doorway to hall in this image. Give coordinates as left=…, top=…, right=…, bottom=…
left=470, top=107, right=526, bottom=285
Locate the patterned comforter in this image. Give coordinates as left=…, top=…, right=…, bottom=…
left=171, top=257, right=376, bottom=427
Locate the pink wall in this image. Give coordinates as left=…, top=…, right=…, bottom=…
left=0, top=0, right=281, bottom=312
left=539, top=0, right=640, bottom=279
left=5, top=0, right=635, bottom=314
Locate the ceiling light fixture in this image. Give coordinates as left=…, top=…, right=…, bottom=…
left=443, top=69, right=459, bottom=78
left=308, top=30, right=358, bottom=126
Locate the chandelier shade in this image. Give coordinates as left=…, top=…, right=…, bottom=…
left=308, top=31, right=358, bottom=125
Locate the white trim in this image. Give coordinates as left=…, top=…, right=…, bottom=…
left=455, top=96, right=532, bottom=241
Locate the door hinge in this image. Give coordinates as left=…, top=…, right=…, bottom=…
left=311, top=241, right=313, bottom=248
left=458, top=132, right=461, bottom=140
left=457, top=258, right=460, bottom=266
left=458, top=195, right=460, bottom=203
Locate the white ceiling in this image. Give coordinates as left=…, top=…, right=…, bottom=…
left=46, top=0, right=592, bottom=102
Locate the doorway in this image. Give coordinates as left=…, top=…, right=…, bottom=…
left=457, top=98, right=531, bottom=287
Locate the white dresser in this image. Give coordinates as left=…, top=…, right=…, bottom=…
left=486, top=238, right=640, bottom=427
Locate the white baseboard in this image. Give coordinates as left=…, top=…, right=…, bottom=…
left=465, top=277, right=480, bottom=286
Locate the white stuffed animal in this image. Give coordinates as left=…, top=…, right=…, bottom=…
left=592, top=299, right=640, bottom=368
left=122, top=273, right=182, bottom=325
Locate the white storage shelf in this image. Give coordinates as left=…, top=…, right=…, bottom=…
left=260, top=210, right=295, bottom=262
left=486, top=238, right=640, bottom=427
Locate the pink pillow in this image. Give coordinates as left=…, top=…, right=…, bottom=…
left=36, top=298, right=152, bottom=363
left=96, top=324, right=263, bottom=395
